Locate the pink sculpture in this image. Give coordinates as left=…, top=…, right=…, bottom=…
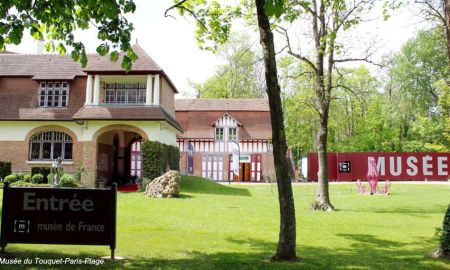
left=356, top=157, right=390, bottom=195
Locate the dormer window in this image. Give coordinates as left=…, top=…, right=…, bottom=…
left=38, top=81, right=69, bottom=107
left=212, top=113, right=241, bottom=142
left=215, top=128, right=224, bottom=141
left=229, top=127, right=237, bottom=141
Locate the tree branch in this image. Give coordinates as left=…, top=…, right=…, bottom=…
left=277, top=27, right=318, bottom=72
left=164, top=0, right=207, bottom=30
left=415, top=0, right=446, bottom=24
left=334, top=57, right=384, bottom=68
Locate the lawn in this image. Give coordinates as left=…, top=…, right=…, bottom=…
left=0, top=176, right=449, bottom=270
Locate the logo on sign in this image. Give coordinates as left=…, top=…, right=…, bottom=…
left=13, top=220, right=30, bottom=234
left=339, top=161, right=351, bottom=173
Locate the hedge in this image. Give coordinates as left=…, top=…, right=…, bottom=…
left=167, top=145, right=180, bottom=171
left=0, top=161, right=11, bottom=180
left=441, top=204, right=450, bottom=257
left=141, top=140, right=180, bottom=181
left=11, top=181, right=50, bottom=187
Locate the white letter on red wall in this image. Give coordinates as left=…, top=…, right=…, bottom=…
left=406, top=156, right=418, bottom=176
left=389, top=156, right=402, bottom=176
left=437, top=157, right=448, bottom=176
left=423, top=155, right=433, bottom=176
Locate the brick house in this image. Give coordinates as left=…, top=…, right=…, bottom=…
left=0, top=45, right=182, bottom=187
left=175, top=99, right=275, bottom=182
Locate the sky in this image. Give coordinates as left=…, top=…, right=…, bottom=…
left=6, top=0, right=429, bottom=98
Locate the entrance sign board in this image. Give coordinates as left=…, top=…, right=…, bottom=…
left=0, top=183, right=117, bottom=258
left=308, top=152, right=450, bottom=181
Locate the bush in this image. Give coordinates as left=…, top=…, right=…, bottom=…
left=60, top=174, right=77, bottom=187
left=142, top=140, right=165, bottom=181
left=23, top=174, right=31, bottom=182
left=167, top=145, right=180, bottom=170
left=31, top=167, right=51, bottom=181
left=441, top=204, right=450, bottom=257
left=15, top=172, right=25, bottom=181
left=4, top=173, right=20, bottom=183
left=11, top=181, right=50, bottom=187
left=31, top=173, right=46, bottom=184
left=0, top=161, right=11, bottom=180
left=141, top=141, right=180, bottom=181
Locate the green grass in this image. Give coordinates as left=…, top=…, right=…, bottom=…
left=1, top=176, right=449, bottom=269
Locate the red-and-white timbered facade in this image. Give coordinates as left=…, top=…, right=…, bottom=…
left=175, top=99, right=275, bottom=182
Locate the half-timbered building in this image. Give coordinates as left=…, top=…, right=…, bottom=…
left=175, top=99, right=275, bottom=182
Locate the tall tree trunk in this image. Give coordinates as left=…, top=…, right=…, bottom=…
left=311, top=0, right=334, bottom=211
left=316, top=106, right=334, bottom=211
left=255, top=0, right=297, bottom=261
left=445, top=0, right=450, bottom=65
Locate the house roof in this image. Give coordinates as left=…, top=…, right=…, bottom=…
left=83, top=44, right=162, bottom=73
left=0, top=45, right=178, bottom=92
left=174, top=98, right=270, bottom=111
left=0, top=54, right=85, bottom=80
left=73, top=105, right=183, bottom=132
left=175, top=99, right=272, bottom=140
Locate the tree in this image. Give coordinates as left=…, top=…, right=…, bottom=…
left=387, top=29, right=449, bottom=152
left=168, top=0, right=297, bottom=261
left=255, top=0, right=297, bottom=260
left=190, top=33, right=265, bottom=98
left=278, top=0, right=390, bottom=211
left=0, top=0, right=136, bottom=70
left=416, top=0, right=450, bottom=64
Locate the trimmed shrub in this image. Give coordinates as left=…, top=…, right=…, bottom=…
left=167, top=145, right=180, bottom=171
left=0, top=161, right=11, bottom=180
left=4, top=173, right=20, bottom=183
left=142, top=140, right=181, bottom=181
left=31, top=173, right=46, bottom=184
left=15, top=172, right=25, bottom=181
left=11, top=181, right=50, bottom=187
left=23, top=174, right=31, bottom=182
left=60, top=174, right=77, bottom=187
left=31, top=167, right=51, bottom=181
left=441, top=204, right=450, bottom=257
left=142, top=140, right=164, bottom=181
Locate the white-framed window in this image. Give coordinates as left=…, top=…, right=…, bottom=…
left=229, top=127, right=237, bottom=141
left=29, top=131, right=73, bottom=160
left=38, top=81, right=69, bottom=107
left=104, top=82, right=146, bottom=104
left=215, top=128, right=224, bottom=141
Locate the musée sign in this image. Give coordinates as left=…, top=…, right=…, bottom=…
left=307, top=152, right=450, bottom=181
left=0, top=183, right=117, bottom=258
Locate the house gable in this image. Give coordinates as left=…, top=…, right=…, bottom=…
left=211, top=113, right=242, bottom=127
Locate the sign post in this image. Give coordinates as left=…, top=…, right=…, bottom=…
left=0, top=182, right=117, bottom=259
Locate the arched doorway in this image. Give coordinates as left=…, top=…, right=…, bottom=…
left=96, top=129, right=144, bottom=186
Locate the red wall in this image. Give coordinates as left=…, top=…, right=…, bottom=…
left=307, top=152, right=450, bottom=181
